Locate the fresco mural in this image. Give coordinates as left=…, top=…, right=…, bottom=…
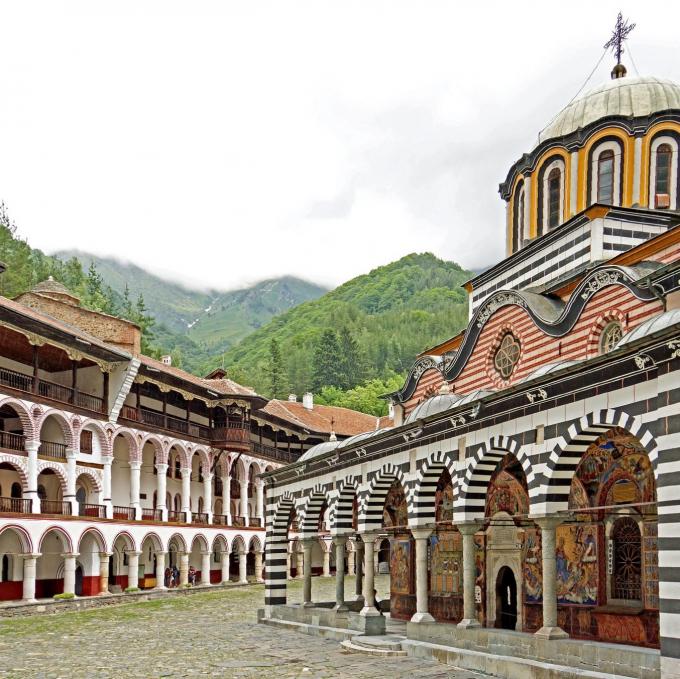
left=383, top=481, right=408, bottom=528
left=485, top=455, right=529, bottom=518
left=555, top=524, right=598, bottom=605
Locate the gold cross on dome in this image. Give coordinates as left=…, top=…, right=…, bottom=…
left=604, top=12, right=636, bottom=65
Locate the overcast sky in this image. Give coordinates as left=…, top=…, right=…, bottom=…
left=1, top=1, right=679, bottom=292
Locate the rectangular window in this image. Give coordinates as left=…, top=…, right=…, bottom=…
left=598, top=155, right=614, bottom=203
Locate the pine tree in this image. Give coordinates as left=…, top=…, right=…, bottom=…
left=134, top=293, right=156, bottom=354
left=267, top=338, right=286, bottom=398
left=122, top=282, right=133, bottom=319
left=312, top=329, right=343, bottom=391
left=338, top=326, right=364, bottom=390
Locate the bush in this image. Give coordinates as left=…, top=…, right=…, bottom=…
left=124, top=586, right=140, bottom=593
left=53, top=592, right=75, bottom=600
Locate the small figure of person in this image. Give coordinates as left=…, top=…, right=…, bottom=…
left=164, top=566, right=171, bottom=588
left=373, top=588, right=382, bottom=615
left=188, top=565, right=196, bottom=586
left=173, top=565, right=180, bottom=587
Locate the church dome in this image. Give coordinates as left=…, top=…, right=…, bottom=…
left=298, top=439, right=341, bottom=462
left=537, top=76, right=680, bottom=146
left=405, top=393, right=463, bottom=424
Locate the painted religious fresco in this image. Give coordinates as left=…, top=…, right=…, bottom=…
left=435, top=470, right=454, bottom=525
left=383, top=481, right=408, bottom=528
left=555, top=524, right=598, bottom=605
left=485, top=455, right=529, bottom=518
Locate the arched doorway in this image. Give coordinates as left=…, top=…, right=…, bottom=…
left=496, top=566, right=517, bottom=630
left=75, top=564, right=84, bottom=596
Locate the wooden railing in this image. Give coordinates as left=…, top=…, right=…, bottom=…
left=249, top=517, right=262, bottom=528
left=212, top=514, right=228, bottom=525
left=79, top=503, right=106, bottom=518
left=167, top=510, right=183, bottom=522
left=251, top=441, right=300, bottom=464
left=39, top=440, right=67, bottom=459
left=212, top=422, right=250, bottom=447
left=233, top=515, right=246, bottom=527
left=192, top=512, right=209, bottom=524
left=141, top=508, right=162, bottom=521
left=41, top=500, right=71, bottom=515
left=119, top=406, right=211, bottom=439
left=112, top=505, right=135, bottom=521
left=0, top=367, right=33, bottom=392
left=75, top=392, right=104, bottom=413
left=0, top=430, right=25, bottom=452
left=0, top=497, right=31, bottom=513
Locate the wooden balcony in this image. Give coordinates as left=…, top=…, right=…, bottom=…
left=167, top=510, right=184, bottom=522
left=192, top=512, right=209, bottom=524
left=249, top=517, right=262, bottom=528
left=79, top=503, right=106, bottom=518
left=233, top=515, right=246, bottom=527
left=212, top=514, right=228, bottom=525
left=0, top=366, right=105, bottom=414
left=119, top=405, right=211, bottom=440
left=41, top=500, right=71, bottom=515
left=0, top=497, right=31, bottom=514
left=251, top=441, right=300, bottom=465
left=39, top=440, right=68, bottom=460
left=0, top=430, right=25, bottom=453
left=141, top=507, right=162, bottom=521
left=112, top=505, right=135, bottom=521
left=212, top=422, right=250, bottom=451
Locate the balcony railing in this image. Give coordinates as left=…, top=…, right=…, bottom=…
left=212, top=422, right=250, bottom=448
left=141, top=508, right=162, bottom=521
left=192, top=512, right=209, bottom=524
left=41, top=500, right=71, bottom=515
left=112, top=505, right=135, bottom=521
left=233, top=515, right=246, bottom=527
left=167, top=510, right=184, bottom=522
left=0, top=430, right=26, bottom=452
left=251, top=441, right=300, bottom=465
left=212, top=514, right=228, bottom=525
left=79, top=503, right=106, bottom=518
left=0, top=367, right=105, bottom=414
left=39, top=440, right=67, bottom=459
left=119, top=406, right=211, bottom=439
left=249, top=517, right=262, bottom=528
left=0, top=496, right=31, bottom=513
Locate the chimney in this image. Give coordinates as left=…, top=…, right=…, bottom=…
left=388, top=402, right=395, bottom=420
left=288, top=394, right=297, bottom=402
left=161, top=355, right=172, bottom=366
left=302, top=392, right=313, bottom=410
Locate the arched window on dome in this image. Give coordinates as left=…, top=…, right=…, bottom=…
left=547, top=168, right=561, bottom=230
left=650, top=135, right=678, bottom=210
left=590, top=140, right=622, bottom=207
left=512, top=182, right=525, bottom=253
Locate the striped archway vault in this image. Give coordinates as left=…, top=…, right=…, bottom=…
left=455, top=435, right=533, bottom=522
left=264, top=491, right=296, bottom=607
left=409, top=449, right=459, bottom=527
left=358, top=462, right=409, bottom=532
left=329, top=475, right=360, bottom=535
left=539, top=408, right=660, bottom=514
left=299, top=483, right=332, bottom=537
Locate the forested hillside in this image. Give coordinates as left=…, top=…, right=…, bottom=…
left=220, top=253, right=472, bottom=413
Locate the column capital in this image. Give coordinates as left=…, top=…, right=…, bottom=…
left=61, top=552, right=79, bottom=559
left=200, top=550, right=212, bottom=556
left=98, top=551, right=113, bottom=559
left=155, top=463, right=168, bottom=472
left=125, top=550, right=143, bottom=557
left=102, top=454, right=113, bottom=464
left=155, top=550, right=168, bottom=557
left=129, top=460, right=142, bottom=470
left=300, top=537, right=316, bottom=548
left=25, top=440, right=40, bottom=454
left=66, top=448, right=78, bottom=459
left=24, top=553, right=41, bottom=560
left=332, top=535, right=347, bottom=547
left=358, top=531, right=379, bottom=544
left=530, top=515, right=565, bottom=531
left=410, top=527, right=433, bottom=541
left=180, top=467, right=191, bottom=478
left=457, top=521, right=480, bottom=536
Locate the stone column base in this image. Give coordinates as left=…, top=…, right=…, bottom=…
left=534, top=626, right=568, bottom=640
left=359, top=606, right=380, bottom=617
left=457, top=618, right=481, bottom=629
left=411, top=611, right=435, bottom=623
left=303, top=601, right=314, bottom=608
left=333, top=603, right=349, bottom=612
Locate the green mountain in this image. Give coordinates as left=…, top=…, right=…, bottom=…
left=219, top=252, right=472, bottom=398
left=54, top=250, right=328, bottom=372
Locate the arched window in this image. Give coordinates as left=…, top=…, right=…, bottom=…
left=611, top=517, right=642, bottom=601
left=512, top=183, right=525, bottom=253
left=547, top=168, right=561, bottom=229
left=597, top=149, right=615, bottom=203
left=174, top=456, right=181, bottom=478
left=655, top=143, right=673, bottom=205
left=1, top=554, right=9, bottom=582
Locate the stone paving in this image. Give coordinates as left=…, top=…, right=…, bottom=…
left=0, top=575, right=485, bottom=678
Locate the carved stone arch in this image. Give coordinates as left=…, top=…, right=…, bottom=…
left=266, top=491, right=297, bottom=606
left=358, top=463, right=409, bottom=532
left=38, top=525, right=74, bottom=553
left=231, top=534, right=247, bottom=555
left=140, top=531, right=163, bottom=552
left=36, top=409, right=75, bottom=448
left=540, top=409, right=659, bottom=514
left=77, top=526, right=107, bottom=553
left=299, top=483, right=331, bottom=537
left=0, top=397, right=36, bottom=441
left=79, top=419, right=111, bottom=456
left=410, top=449, right=459, bottom=527
left=249, top=535, right=262, bottom=553
left=111, top=428, right=140, bottom=462
left=191, top=533, right=209, bottom=552
left=75, top=466, right=103, bottom=493
left=0, top=524, right=33, bottom=553
left=143, top=435, right=169, bottom=465
left=212, top=534, right=228, bottom=554
left=330, top=476, right=360, bottom=536
left=111, top=530, right=137, bottom=551
left=37, top=461, right=68, bottom=492
left=167, top=532, right=187, bottom=553
left=0, top=455, right=29, bottom=488
left=456, top=435, right=529, bottom=521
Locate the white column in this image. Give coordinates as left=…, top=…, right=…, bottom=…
left=98, top=552, right=111, bottom=595
left=126, top=550, right=141, bottom=590
left=102, top=456, right=113, bottom=518
left=129, top=460, right=142, bottom=520
left=255, top=479, right=265, bottom=525
left=63, top=553, right=78, bottom=595
left=238, top=550, right=248, bottom=584
left=155, top=551, right=167, bottom=590
left=203, top=473, right=213, bottom=524
left=286, top=551, right=293, bottom=579
left=65, top=449, right=78, bottom=516
left=22, top=554, right=39, bottom=601
left=302, top=538, right=313, bottom=606
left=534, top=516, right=568, bottom=639
left=222, top=471, right=231, bottom=523
left=179, top=552, right=189, bottom=586
left=181, top=468, right=192, bottom=523
left=411, top=528, right=434, bottom=623
left=347, top=549, right=355, bottom=576
left=322, top=542, right=331, bottom=577
left=25, top=441, right=40, bottom=514
left=359, top=533, right=378, bottom=616
left=354, top=539, right=364, bottom=602
left=221, top=552, right=230, bottom=583
left=155, top=464, right=168, bottom=521
left=201, top=551, right=212, bottom=586
left=239, top=480, right=249, bottom=526
left=254, top=551, right=264, bottom=583
left=458, top=522, right=480, bottom=628
left=296, top=550, right=304, bottom=579
left=333, top=536, right=347, bottom=611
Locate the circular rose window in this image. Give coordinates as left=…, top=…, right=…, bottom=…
left=494, top=333, right=521, bottom=379
left=599, top=321, right=622, bottom=355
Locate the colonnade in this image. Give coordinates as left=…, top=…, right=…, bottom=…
left=293, top=518, right=568, bottom=638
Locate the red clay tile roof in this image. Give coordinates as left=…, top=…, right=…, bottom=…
left=261, top=399, right=392, bottom=436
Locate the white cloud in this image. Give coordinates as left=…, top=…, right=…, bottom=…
left=0, top=0, right=678, bottom=290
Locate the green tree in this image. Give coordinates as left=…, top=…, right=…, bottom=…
left=312, top=329, right=343, bottom=391
left=266, top=338, right=286, bottom=398
left=338, top=326, right=364, bottom=390
left=134, top=293, right=156, bottom=354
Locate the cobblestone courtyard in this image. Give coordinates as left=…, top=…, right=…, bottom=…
left=0, top=576, right=484, bottom=678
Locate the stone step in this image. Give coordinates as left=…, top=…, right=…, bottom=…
left=341, top=634, right=407, bottom=657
